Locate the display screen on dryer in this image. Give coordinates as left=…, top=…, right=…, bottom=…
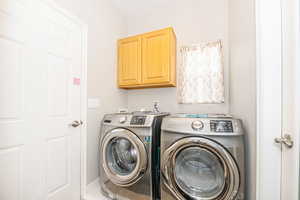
left=130, top=116, right=146, bottom=125
left=210, top=120, right=233, bottom=132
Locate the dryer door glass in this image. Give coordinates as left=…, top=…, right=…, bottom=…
left=106, top=137, right=138, bottom=175
left=102, top=128, right=148, bottom=186
left=174, top=147, right=225, bottom=199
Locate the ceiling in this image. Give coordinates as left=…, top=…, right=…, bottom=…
left=111, top=0, right=173, bottom=17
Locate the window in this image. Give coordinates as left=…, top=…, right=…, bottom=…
left=177, top=40, right=225, bottom=104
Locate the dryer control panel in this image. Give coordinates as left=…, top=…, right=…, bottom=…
left=210, top=120, right=233, bottom=132
left=161, top=115, right=243, bottom=135
left=130, top=116, right=147, bottom=125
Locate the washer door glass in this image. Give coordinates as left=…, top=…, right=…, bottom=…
left=106, top=137, right=138, bottom=175
left=174, top=147, right=225, bottom=199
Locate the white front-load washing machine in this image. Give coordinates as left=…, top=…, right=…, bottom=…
left=160, top=114, right=245, bottom=200
left=99, top=111, right=168, bottom=200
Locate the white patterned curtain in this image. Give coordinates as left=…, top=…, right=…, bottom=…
left=177, top=40, right=225, bottom=104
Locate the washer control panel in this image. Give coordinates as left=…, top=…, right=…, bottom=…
left=210, top=120, right=233, bottom=132
left=130, top=116, right=147, bottom=125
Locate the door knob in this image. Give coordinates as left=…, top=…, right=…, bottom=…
left=275, top=134, right=294, bottom=148
left=69, top=120, right=83, bottom=128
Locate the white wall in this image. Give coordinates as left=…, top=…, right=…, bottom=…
left=124, top=0, right=230, bottom=114
left=228, top=0, right=256, bottom=200
left=53, top=0, right=128, bottom=184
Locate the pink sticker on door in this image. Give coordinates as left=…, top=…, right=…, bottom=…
left=73, top=77, right=81, bottom=85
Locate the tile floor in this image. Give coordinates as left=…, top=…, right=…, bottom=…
left=86, top=178, right=108, bottom=200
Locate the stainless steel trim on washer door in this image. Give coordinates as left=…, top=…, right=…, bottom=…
left=101, top=128, right=148, bottom=187
left=162, top=137, right=240, bottom=200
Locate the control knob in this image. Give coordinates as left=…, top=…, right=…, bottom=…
left=191, top=120, right=204, bottom=131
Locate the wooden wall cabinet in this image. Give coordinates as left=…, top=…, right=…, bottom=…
left=118, top=36, right=142, bottom=86
left=117, top=27, right=176, bottom=89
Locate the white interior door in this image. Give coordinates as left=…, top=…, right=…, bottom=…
left=281, top=0, right=300, bottom=199
left=257, top=0, right=300, bottom=199
left=0, top=0, right=85, bottom=199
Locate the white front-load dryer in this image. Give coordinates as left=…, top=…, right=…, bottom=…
left=160, top=114, right=245, bottom=200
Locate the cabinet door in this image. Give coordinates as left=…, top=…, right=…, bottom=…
left=142, top=29, right=174, bottom=85
left=118, top=36, right=142, bottom=87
